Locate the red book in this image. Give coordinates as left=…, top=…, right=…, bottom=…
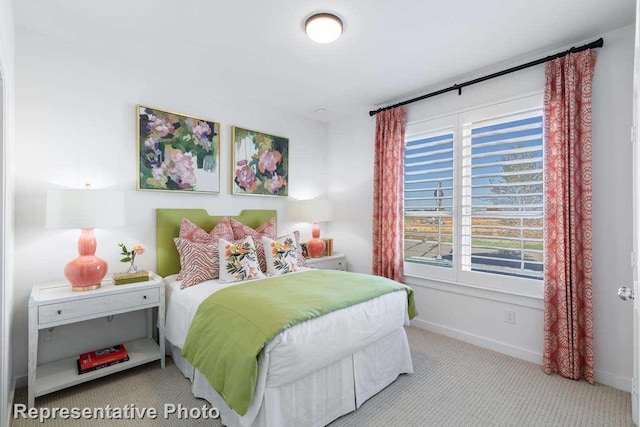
left=78, top=344, right=128, bottom=371
left=77, top=356, right=130, bottom=375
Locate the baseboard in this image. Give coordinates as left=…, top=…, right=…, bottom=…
left=411, top=318, right=543, bottom=364
left=594, top=369, right=632, bottom=393
left=411, top=319, right=632, bottom=392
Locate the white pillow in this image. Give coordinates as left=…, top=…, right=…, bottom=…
left=218, top=236, right=266, bottom=283
left=262, top=233, right=299, bottom=276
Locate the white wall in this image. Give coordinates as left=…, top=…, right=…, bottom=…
left=12, top=28, right=329, bottom=381
left=0, top=0, right=15, bottom=424
left=327, top=26, right=635, bottom=391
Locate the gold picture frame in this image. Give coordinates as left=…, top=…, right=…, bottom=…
left=231, top=126, right=289, bottom=196
left=137, top=105, right=221, bottom=194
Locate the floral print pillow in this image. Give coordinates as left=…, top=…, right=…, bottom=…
left=229, top=217, right=277, bottom=272
left=262, top=234, right=299, bottom=276
left=218, top=236, right=266, bottom=283
left=292, top=230, right=308, bottom=269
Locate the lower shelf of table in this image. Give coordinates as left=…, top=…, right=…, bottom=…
left=34, top=337, right=162, bottom=397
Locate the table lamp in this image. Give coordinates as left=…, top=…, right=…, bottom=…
left=46, top=188, right=125, bottom=291
left=295, top=198, right=333, bottom=258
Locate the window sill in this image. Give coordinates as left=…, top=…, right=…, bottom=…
left=404, top=273, right=544, bottom=310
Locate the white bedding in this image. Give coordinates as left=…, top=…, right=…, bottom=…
left=164, top=270, right=413, bottom=426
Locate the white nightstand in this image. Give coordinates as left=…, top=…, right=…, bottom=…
left=306, top=253, right=347, bottom=271
left=28, top=273, right=165, bottom=408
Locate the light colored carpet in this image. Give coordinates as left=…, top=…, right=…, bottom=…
left=11, top=327, right=632, bottom=426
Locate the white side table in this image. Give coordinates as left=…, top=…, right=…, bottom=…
left=28, top=272, right=165, bottom=408
left=306, top=253, right=347, bottom=271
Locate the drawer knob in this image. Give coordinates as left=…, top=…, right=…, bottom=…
left=57, top=310, right=62, bottom=315
left=143, top=295, right=147, bottom=300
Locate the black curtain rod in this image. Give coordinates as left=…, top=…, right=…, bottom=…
left=368, top=37, right=604, bottom=117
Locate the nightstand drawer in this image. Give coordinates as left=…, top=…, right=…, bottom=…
left=308, top=257, right=346, bottom=271
left=38, top=288, right=160, bottom=325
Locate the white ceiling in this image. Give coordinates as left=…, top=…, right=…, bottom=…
left=14, top=0, right=635, bottom=123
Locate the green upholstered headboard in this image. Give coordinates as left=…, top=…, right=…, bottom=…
left=156, top=209, right=277, bottom=278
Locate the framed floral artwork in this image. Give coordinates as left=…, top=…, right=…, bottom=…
left=137, top=105, right=220, bottom=193
left=231, top=126, right=289, bottom=196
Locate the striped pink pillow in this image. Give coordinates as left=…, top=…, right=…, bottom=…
left=179, top=217, right=234, bottom=244
left=176, top=218, right=234, bottom=281
left=174, top=238, right=219, bottom=289
left=230, top=217, right=277, bottom=272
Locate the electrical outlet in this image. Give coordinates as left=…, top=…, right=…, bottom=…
left=504, top=310, right=516, bottom=324
left=44, top=327, right=58, bottom=341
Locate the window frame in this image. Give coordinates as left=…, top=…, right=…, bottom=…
left=403, top=93, right=544, bottom=298
left=404, top=113, right=458, bottom=283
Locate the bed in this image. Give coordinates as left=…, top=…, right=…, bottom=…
left=158, top=208, right=415, bottom=427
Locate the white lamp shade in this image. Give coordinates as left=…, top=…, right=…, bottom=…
left=294, top=198, right=334, bottom=223
left=46, top=189, right=126, bottom=229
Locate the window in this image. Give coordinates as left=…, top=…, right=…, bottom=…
left=404, top=128, right=454, bottom=269
left=404, top=94, right=543, bottom=294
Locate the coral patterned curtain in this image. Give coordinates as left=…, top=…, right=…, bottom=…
left=543, top=50, right=597, bottom=383
left=372, top=107, right=407, bottom=282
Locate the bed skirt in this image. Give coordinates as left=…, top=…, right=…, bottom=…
left=168, top=327, right=412, bottom=427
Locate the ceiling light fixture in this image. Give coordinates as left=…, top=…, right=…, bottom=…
left=305, top=13, right=343, bottom=44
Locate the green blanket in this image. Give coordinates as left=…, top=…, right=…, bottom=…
left=181, top=269, right=417, bottom=415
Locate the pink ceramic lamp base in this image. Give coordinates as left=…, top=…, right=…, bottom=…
left=307, top=221, right=326, bottom=258
left=65, top=228, right=108, bottom=291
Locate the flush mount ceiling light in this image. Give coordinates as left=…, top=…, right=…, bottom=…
left=305, top=13, right=343, bottom=44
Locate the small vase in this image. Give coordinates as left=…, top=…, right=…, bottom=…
left=127, top=260, right=138, bottom=273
